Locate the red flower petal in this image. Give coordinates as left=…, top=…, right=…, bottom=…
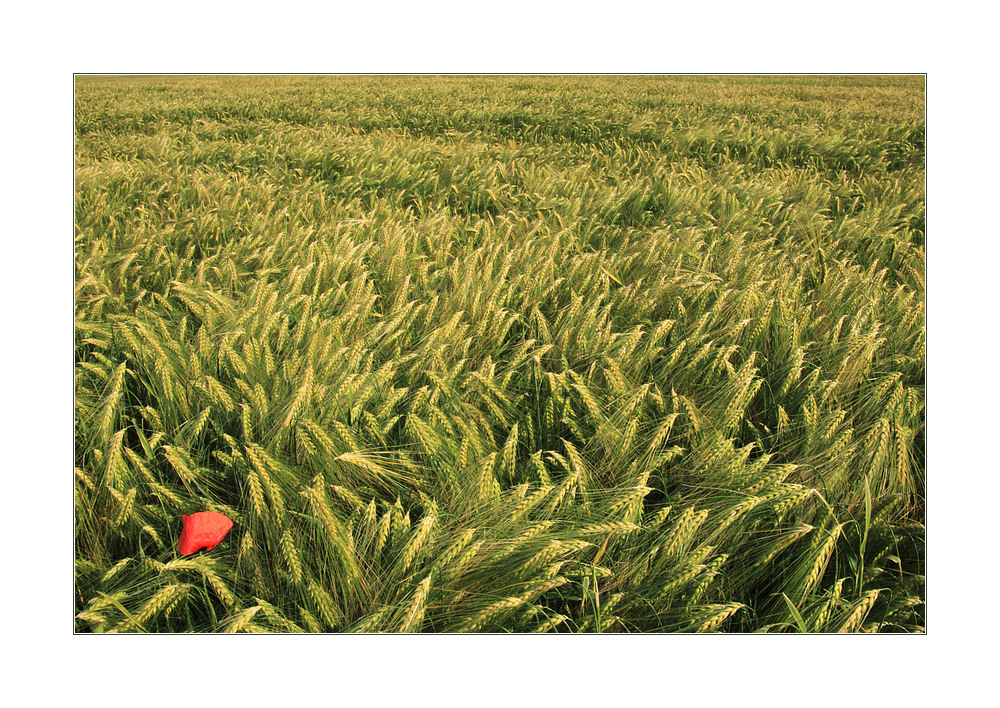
left=178, top=511, right=234, bottom=555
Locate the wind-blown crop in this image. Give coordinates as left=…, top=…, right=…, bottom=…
left=75, top=74, right=924, bottom=633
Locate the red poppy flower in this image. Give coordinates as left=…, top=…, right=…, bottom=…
left=178, top=511, right=233, bottom=555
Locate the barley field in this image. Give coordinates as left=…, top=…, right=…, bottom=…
left=74, top=75, right=925, bottom=633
